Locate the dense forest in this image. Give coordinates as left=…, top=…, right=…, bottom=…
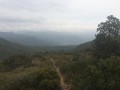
left=0, top=15, right=120, bottom=90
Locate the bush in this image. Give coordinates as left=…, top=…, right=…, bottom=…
left=0, top=54, right=33, bottom=71
left=71, top=56, right=120, bottom=90
left=0, top=68, right=61, bottom=90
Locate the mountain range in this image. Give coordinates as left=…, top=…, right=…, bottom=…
left=0, top=32, right=54, bottom=46
left=18, top=31, right=95, bottom=45
left=0, top=31, right=95, bottom=59
left=0, top=31, right=95, bottom=46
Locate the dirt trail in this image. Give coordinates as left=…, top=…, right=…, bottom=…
left=50, top=58, right=71, bottom=90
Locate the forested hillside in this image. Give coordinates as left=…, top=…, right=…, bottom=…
left=0, top=37, right=26, bottom=59
left=0, top=37, right=76, bottom=59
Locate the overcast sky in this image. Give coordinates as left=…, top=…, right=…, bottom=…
left=0, top=0, right=119, bottom=32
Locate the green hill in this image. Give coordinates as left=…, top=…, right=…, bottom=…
left=75, top=41, right=93, bottom=51
left=0, top=37, right=26, bottom=59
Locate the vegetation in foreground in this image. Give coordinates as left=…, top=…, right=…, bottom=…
left=53, top=51, right=120, bottom=90
left=0, top=54, right=61, bottom=90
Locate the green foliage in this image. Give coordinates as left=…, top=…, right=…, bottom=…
left=0, top=37, right=28, bottom=59
left=0, top=54, right=61, bottom=90
left=75, top=41, right=93, bottom=52
left=74, top=56, right=120, bottom=90
left=93, top=15, right=120, bottom=58
left=0, top=54, right=33, bottom=71
left=97, top=15, right=120, bottom=37
left=0, top=68, right=60, bottom=90
left=54, top=51, right=120, bottom=90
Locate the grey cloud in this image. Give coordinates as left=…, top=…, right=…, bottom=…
left=0, top=17, right=45, bottom=23
left=0, top=0, right=119, bottom=32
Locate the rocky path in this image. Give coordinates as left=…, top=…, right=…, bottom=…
left=50, top=58, right=71, bottom=90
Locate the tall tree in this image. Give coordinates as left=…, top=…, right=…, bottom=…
left=93, top=15, right=120, bottom=58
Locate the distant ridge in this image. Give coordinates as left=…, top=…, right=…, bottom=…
left=0, top=32, right=54, bottom=46
left=19, top=31, right=95, bottom=45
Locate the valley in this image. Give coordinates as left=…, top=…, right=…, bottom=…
left=0, top=15, right=120, bottom=90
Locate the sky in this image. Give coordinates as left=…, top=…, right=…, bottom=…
left=0, top=0, right=119, bottom=33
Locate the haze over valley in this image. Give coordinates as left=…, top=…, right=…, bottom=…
left=0, top=0, right=120, bottom=90
left=0, top=31, right=95, bottom=46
